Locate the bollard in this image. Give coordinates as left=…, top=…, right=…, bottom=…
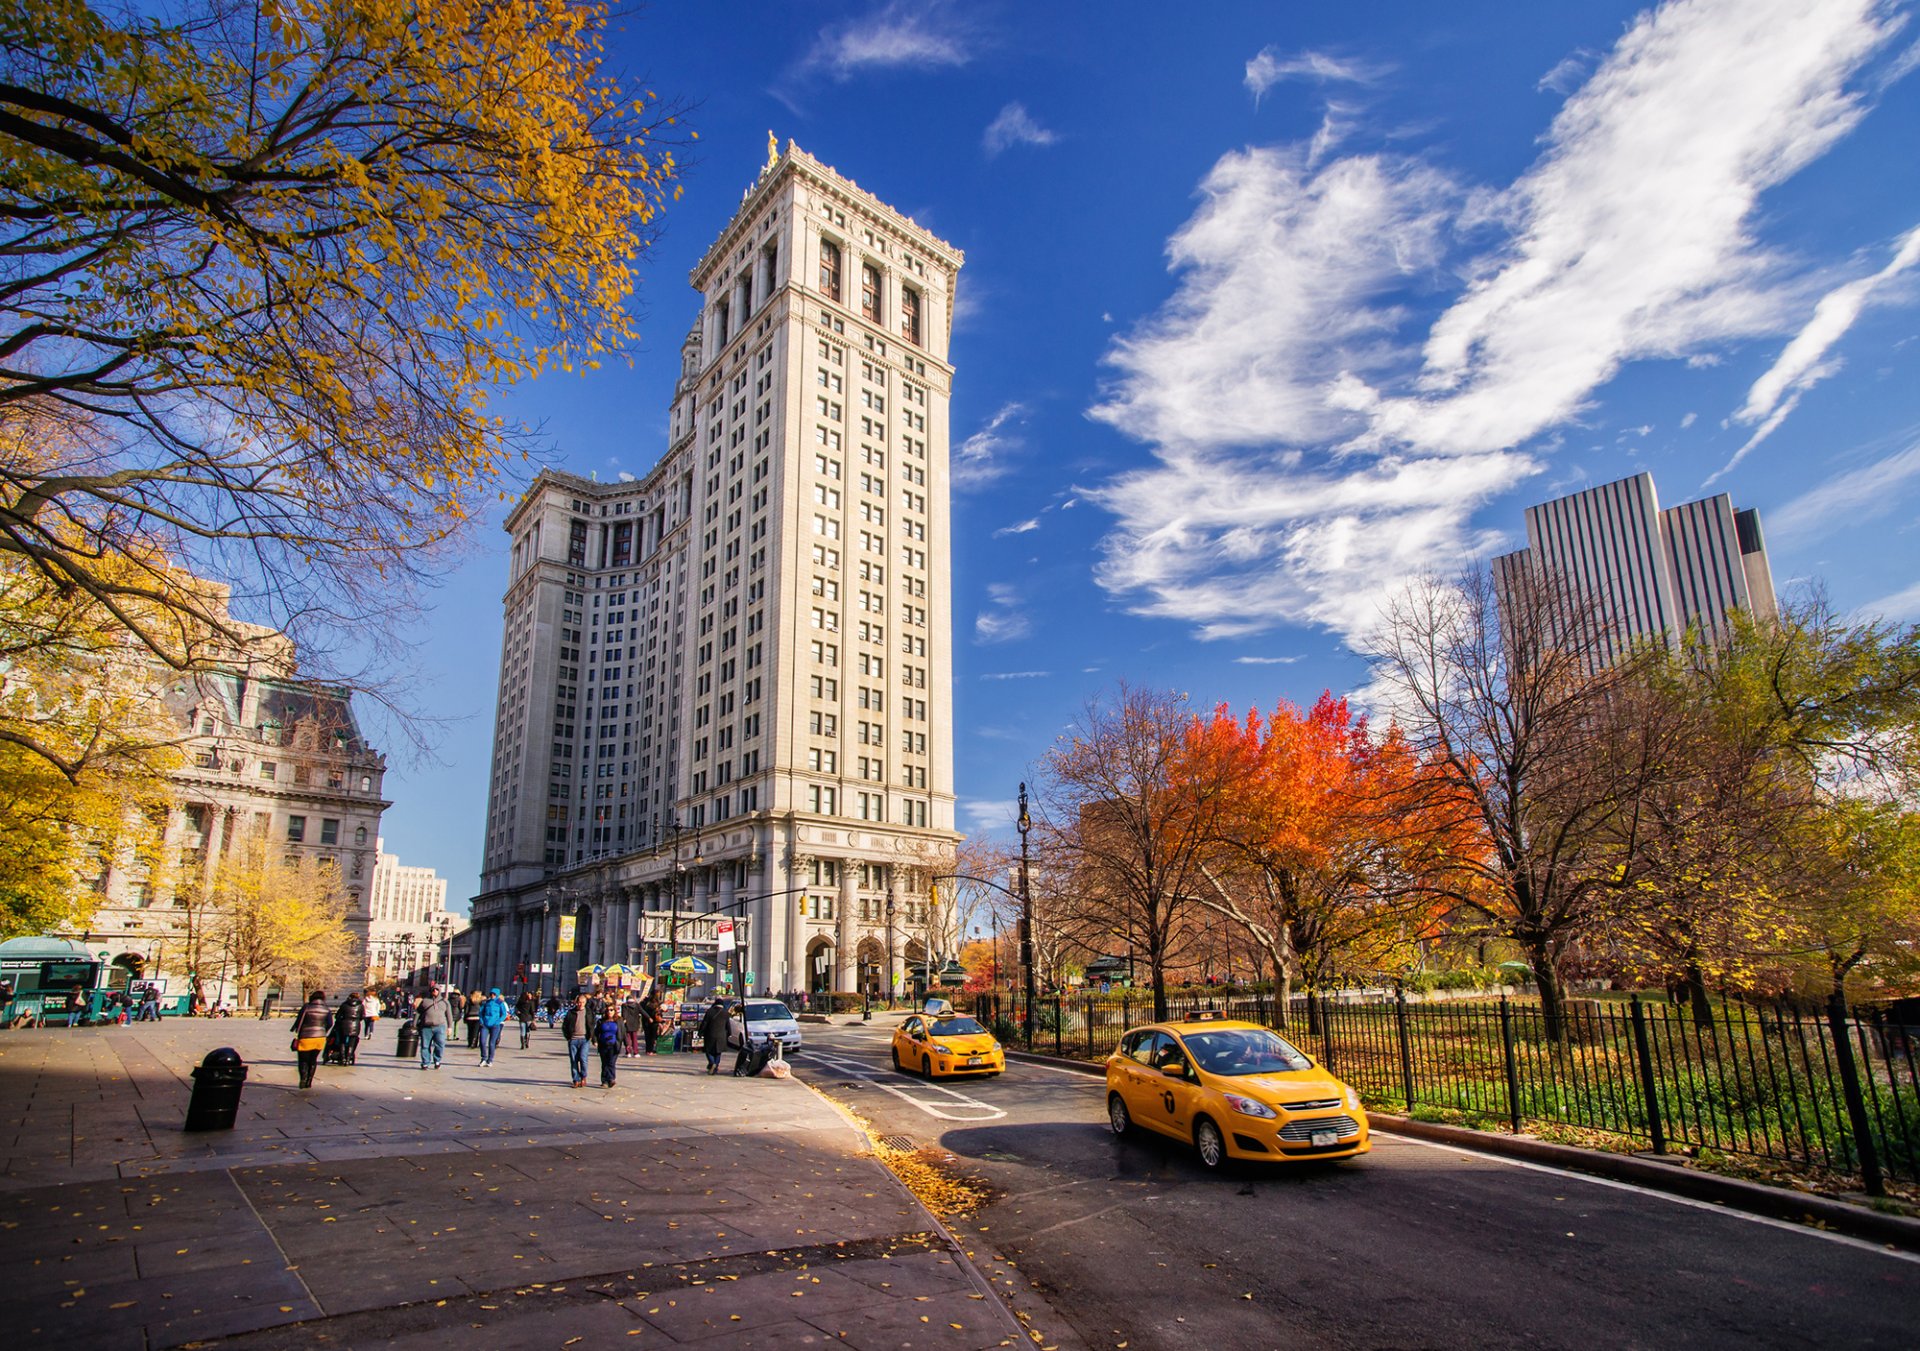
left=183, top=1047, right=248, bottom=1131
left=394, top=1015, right=421, bottom=1059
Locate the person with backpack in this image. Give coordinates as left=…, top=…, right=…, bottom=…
left=593, top=1001, right=623, bottom=1087
left=290, top=991, right=331, bottom=1089
left=414, top=985, right=451, bottom=1070
left=476, top=988, right=509, bottom=1066
left=561, top=994, right=591, bottom=1088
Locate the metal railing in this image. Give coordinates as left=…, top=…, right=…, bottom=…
left=968, top=988, right=1920, bottom=1193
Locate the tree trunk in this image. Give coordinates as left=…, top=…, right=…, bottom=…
left=1683, top=960, right=1714, bottom=1027
left=1524, top=939, right=1567, bottom=1042
left=1274, top=952, right=1292, bottom=1029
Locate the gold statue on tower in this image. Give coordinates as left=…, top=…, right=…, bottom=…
left=767, top=130, right=778, bottom=167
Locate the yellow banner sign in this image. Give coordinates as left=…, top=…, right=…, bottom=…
left=557, top=914, right=577, bottom=953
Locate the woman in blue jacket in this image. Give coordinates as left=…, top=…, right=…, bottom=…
left=476, top=987, right=509, bottom=1067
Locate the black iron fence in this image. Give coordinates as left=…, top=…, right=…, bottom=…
left=969, top=989, right=1920, bottom=1193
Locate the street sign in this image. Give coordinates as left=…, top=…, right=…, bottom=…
left=716, top=919, right=735, bottom=953
left=745, top=971, right=755, bottom=985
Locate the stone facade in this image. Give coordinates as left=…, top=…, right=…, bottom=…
left=469, top=144, right=963, bottom=999
left=364, top=839, right=464, bottom=989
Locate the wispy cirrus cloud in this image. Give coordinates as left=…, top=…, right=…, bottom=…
left=1860, top=577, right=1920, bottom=623
left=1090, top=0, right=1910, bottom=647
left=984, top=103, right=1057, bottom=157
left=1769, top=439, right=1920, bottom=544
left=1233, top=655, right=1305, bottom=665
left=974, top=583, right=1031, bottom=643
left=978, top=670, right=1050, bottom=680
left=954, top=401, right=1029, bottom=490
left=1709, top=225, right=1920, bottom=482
left=1245, top=47, right=1389, bottom=102
left=792, top=2, right=977, bottom=84
left=991, top=517, right=1040, bottom=538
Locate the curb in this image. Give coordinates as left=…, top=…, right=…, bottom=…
left=1370, top=1113, right=1920, bottom=1254
left=1002, top=1047, right=1920, bottom=1254
left=794, top=1075, right=1031, bottom=1344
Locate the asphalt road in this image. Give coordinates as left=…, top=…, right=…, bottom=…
left=793, top=1018, right=1919, bottom=1351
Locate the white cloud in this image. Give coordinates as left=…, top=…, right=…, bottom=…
left=1769, top=441, right=1920, bottom=544
left=1859, top=577, right=1920, bottom=623
left=992, top=517, right=1040, bottom=538
left=1245, top=47, right=1388, bottom=102
left=1709, top=224, right=1920, bottom=481
left=960, top=798, right=1017, bottom=834
left=796, top=2, right=975, bottom=82
left=984, top=103, right=1057, bottom=157
left=1538, top=51, right=1599, bottom=95
left=1681, top=411, right=1699, bottom=427
left=954, top=401, right=1028, bottom=490
left=1233, top=655, right=1305, bottom=665
left=1088, top=0, right=1907, bottom=647
left=978, top=670, right=1050, bottom=680
left=974, top=583, right=1031, bottom=643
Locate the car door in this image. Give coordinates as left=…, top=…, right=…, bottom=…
left=1146, top=1033, right=1202, bottom=1139
left=1128, top=1032, right=1183, bottom=1140
left=897, top=1016, right=923, bottom=1067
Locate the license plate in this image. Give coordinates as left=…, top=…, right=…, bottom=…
left=1310, top=1130, right=1339, bottom=1148
left=967, top=1056, right=983, bottom=1065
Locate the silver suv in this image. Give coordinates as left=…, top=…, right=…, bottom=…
left=740, top=998, right=803, bottom=1051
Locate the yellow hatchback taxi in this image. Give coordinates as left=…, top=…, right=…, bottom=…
left=891, top=1011, right=1005, bottom=1078
left=1105, top=1012, right=1369, bottom=1169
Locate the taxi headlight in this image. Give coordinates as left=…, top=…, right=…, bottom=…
left=1343, top=1085, right=1361, bottom=1110
left=1223, top=1092, right=1277, bottom=1119
left=933, top=1042, right=952, bottom=1055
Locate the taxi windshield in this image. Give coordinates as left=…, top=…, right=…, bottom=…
left=1179, top=1027, right=1313, bottom=1076
left=930, top=1016, right=986, bottom=1037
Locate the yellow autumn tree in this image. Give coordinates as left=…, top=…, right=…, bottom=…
left=0, top=0, right=688, bottom=731
left=194, top=828, right=354, bottom=1006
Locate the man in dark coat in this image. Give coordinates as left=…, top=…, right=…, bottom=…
left=699, top=997, right=732, bottom=1076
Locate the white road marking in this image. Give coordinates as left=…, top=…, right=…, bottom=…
left=796, top=1049, right=1008, bottom=1123
left=1382, top=1132, right=1920, bottom=1266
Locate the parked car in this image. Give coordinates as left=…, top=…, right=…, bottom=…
left=740, top=997, right=804, bottom=1052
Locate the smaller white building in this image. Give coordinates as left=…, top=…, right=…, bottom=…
left=365, top=839, right=464, bottom=988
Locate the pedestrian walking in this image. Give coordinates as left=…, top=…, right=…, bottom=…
left=594, top=1003, right=623, bottom=1087
left=446, top=986, right=466, bottom=1038
left=515, top=990, right=537, bottom=1048
left=414, top=985, right=451, bottom=1069
left=290, top=991, right=330, bottom=1088
left=699, top=996, right=731, bottom=1075
left=542, top=993, right=559, bottom=1027
left=361, top=989, right=381, bottom=1040
left=562, top=994, right=591, bottom=1088
left=65, top=981, right=88, bottom=1028
left=137, top=984, right=162, bottom=1022
left=620, top=994, right=644, bottom=1056
left=463, top=989, right=483, bottom=1049
left=476, top=988, right=508, bottom=1066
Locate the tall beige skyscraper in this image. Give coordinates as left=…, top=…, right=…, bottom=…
left=469, top=144, right=963, bottom=998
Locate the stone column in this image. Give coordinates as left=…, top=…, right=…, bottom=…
left=834, top=871, right=856, bottom=992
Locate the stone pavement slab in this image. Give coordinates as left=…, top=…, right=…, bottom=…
left=0, top=1018, right=1022, bottom=1348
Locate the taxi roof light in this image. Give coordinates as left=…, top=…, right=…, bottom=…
left=1189, top=1008, right=1227, bottom=1022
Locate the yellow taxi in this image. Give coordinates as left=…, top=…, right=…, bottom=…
left=1105, top=1012, right=1369, bottom=1169
left=890, top=1011, right=1005, bottom=1078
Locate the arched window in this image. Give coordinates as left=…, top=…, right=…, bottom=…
left=860, top=263, right=881, bottom=322
left=355, top=825, right=368, bottom=846
left=819, top=239, right=841, bottom=301
left=900, top=287, right=922, bottom=345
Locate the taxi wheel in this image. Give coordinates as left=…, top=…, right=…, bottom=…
left=1194, top=1116, right=1228, bottom=1170
left=890, top=1045, right=902, bottom=1071
left=921, top=1054, right=934, bottom=1077
left=1107, top=1092, right=1132, bottom=1137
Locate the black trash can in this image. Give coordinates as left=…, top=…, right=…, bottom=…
left=183, top=1047, right=248, bottom=1131
left=256, top=994, right=278, bottom=1020
left=394, top=1015, right=420, bottom=1059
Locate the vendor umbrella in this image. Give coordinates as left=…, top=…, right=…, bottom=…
left=666, top=955, right=714, bottom=974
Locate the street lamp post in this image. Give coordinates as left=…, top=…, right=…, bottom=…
left=1017, top=782, right=1035, bottom=1042
left=536, top=894, right=551, bottom=997
left=885, top=887, right=897, bottom=1010
left=399, top=931, right=414, bottom=989
left=436, top=917, right=452, bottom=986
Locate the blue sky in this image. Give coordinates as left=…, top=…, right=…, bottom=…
left=372, top=0, right=1920, bottom=912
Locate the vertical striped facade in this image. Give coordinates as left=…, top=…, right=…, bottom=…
left=1494, top=472, right=1776, bottom=661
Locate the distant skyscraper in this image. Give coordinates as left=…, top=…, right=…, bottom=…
left=1494, top=472, right=1777, bottom=662
left=469, top=143, right=963, bottom=1000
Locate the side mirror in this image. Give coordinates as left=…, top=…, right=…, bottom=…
left=1160, top=1063, right=1189, bottom=1081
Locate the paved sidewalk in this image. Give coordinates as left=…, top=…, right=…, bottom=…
left=0, top=1018, right=1022, bottom=1349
